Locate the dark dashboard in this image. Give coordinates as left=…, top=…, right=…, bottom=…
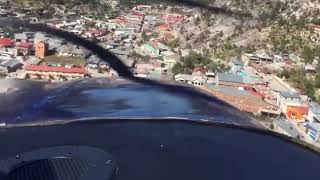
left=0, top=119, right=318, bottom=180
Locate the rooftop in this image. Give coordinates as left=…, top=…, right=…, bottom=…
left=218, top=73, right=243, bottom=84
left=25, top=64, right=86, bottom=74
left=218, top=73, right=255, bottom=85
left=14, top=33, right=27, bottom=40
left=0, top=38, right=13, bottom=47
left=16, top=42, right=33, bottom=48
left=274, top=118, right=300, bottom=138
left=211, top=86, right=256, bottom=97
left=42, top=55, right=86, bottom=67
left=175, top=74, right=205, bottom=82
left=280, top=91, right=301, bottom=99
left=0, top=59, right=22, bottom=68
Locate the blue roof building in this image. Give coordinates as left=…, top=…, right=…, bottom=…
left=306, top=122, right=320, bottom=142
left=216, top=73, right=257, bottom=87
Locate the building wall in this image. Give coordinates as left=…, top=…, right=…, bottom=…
left=280, top=96, right=302, bottom=106
left=26, top=71, right=84, bottom=81
left=35, top=42, right=49, bottom=59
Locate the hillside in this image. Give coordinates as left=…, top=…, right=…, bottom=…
left=8, top=0, right=99, bottom=7
left=6, top=0, right=320, bottom=22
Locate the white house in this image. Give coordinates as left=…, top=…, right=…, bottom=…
left=174, top=74, right=206, bottom=87
left=277, top=91, right=302, bottom=112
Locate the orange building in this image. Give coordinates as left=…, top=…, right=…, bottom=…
left=286, top=105, right=309, bottom=122
left=35, top=41, right=49, bottom=59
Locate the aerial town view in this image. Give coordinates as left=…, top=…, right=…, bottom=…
left=1, top=0, right=320, bottom=148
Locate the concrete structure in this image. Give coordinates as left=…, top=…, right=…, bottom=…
left=276, top=91, right=309, bottom=122
left=277, top=91, right=309, bottom=122
left=278, top=91, right=302, bottom=105
left=35, top=41, right=49, bottom=59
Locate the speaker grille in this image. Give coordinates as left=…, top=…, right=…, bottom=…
left=7, top=158, right=89, bottom=180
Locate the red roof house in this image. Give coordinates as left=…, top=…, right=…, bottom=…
left=192, top=66, right=208, bottom=75
left=25, top=65, right=86, bottom=74
left=16, top=42, right=34, bottom=48
left=132, top=11, right=145, bottom=17
left=0, top=38, right=13, bottom=47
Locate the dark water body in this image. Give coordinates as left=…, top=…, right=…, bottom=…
left=0, top=78, right=257, bottom=127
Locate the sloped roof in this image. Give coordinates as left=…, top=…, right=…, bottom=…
left=1, top=59, right=22, bottom=68
left=193, top=66, right=208, bottom=74
left=16, top=42, right=33, bottom=48
left=280, top=91, right=300, bottom=99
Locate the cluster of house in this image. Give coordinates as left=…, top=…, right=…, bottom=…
left=168, top=50, right=320, bottom=144
left=0, top=2, right=319, bottom=144
left=241, top=53, right=317, bottom=75
left=239, top=53, right=320, bottom=144
left=0, top=32, right=91, bottom=81
left=191, top=54, right=320, bottom=144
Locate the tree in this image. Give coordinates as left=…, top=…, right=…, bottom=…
left=167, top=38, right=180, bottom=49
left=301, top=46, right=314, bottom=64
left=141, top=31, right=148, bottom=42
left=172, top=62, right=183, bottom=75
left=195, top=16, right=201, bottom=25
